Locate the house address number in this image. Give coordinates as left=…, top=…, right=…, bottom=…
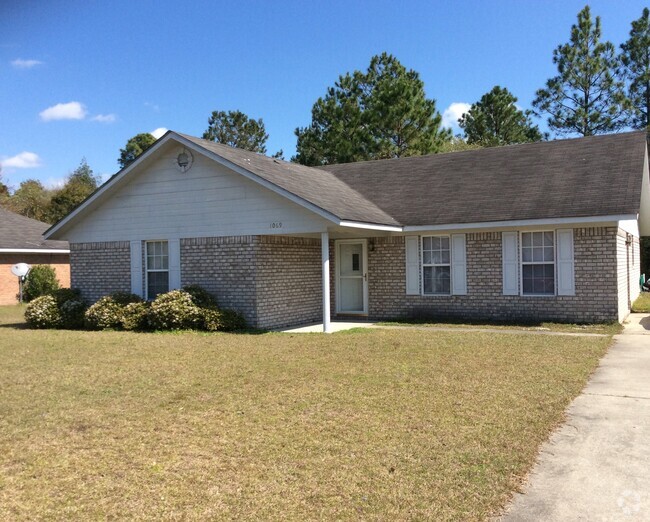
left=270, top=222, right=283, bottom=229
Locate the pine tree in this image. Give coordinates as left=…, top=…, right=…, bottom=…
left=118, top=133, right=157, bottom=169
left=620, top=8, right=650, bottom=130
left=459, top=86, right=543, bottom=146
left=533, top=6, right=628, bottom=136
left=203, top=110, right=270, bottom=154
left=294, top=53, right=450, bottom=165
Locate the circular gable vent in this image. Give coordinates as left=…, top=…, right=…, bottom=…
left=175, top=148, right=193, bottom=172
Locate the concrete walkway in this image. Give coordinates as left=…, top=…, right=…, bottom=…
left=502, top=313, right=650, bottom=521
left=280, top=321, right=375, bottom=333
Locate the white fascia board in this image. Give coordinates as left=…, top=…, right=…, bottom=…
left=403, top=214, right=635, bottom=233
left=618, top=218, right=640, bottom=237
left=44, top=132, right=178, bottom=239
left=171, top=134, right=341, bottom=225
left=338, top=220, right=403, bottom=232
left=638, top=147, right=650, bottom=237
left=0, top=248, right=70, bottom=254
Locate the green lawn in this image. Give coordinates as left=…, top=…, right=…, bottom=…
left=0, top=305, right=611, bottom=520
left=632, top=292, right=650, bottom=312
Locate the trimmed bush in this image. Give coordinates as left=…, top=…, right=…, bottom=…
left=51, top=288, right=82, bottom=306
left=23, top=265, right=60, bottom=302
left=60, top=299, right=87, bottom=329
left=183, top=285, right=218, bottom=308
left=148, top=290, right=202, bottom=330
left=121, top=302, right=151, bottom=331
left=201, top=307, right=223, bottom=332
left=25, top=295, right=62, bottom=329
left=109, top=292, right=144, bottom=306
left=219, top=308, right=247, bottom=332
left=84, top=296, right=125, bottom=330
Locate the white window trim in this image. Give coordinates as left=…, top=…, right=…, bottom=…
left=421, top=235, right=452, bottom=296
left=145, top=240, right=170, bottom=300
left=519, top=230, right=556, bottom=297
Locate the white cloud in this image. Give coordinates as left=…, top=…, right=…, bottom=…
left=11, top=58, right=43, bottom=69
left=91, top=113, right=117, bottom=123
left=39, top=101, right=87, bottom=121
left=150, top=127, right=168, bottom=139
left=0, top=151, right=43, bottom=169
left=442, top=102, right=471, bottom=130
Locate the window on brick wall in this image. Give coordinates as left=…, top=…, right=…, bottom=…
left=422, top=236, right=451, bottom=295
left=146, top=240, right=169, bottom=300
left=521, top=231, right=555, bottom=295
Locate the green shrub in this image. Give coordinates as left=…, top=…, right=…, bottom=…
left=201, top=307, right=223, bottom=332
left=121, top=301, right=151, bottom=331
left=51, top=288, right=82, bottom=306
left=219, top=308, right=247, bottom=331
left=84, top=296, right=125, bottom=330
left=23, top=265, right=60, bottom=302
left=24, top=295, right=62, bottom=329
left=183, top=285, right=218, bottom=308
left=109, top=292, right=144, bottom=306
left=148, top=290, right=202, bottom=330
left=59, top=299, right=87, bottom=329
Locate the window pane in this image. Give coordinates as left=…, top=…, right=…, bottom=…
left=423, top=237, right=431, bottom=251
left=522, top=233, right=532, bottom=247
left=544, top=246, right=554, bottom=262
left=423, top=266, right=433, bottom=294
left=161, top=242, right=168, bottom=256
left=522, top=263, right=554, bottom=295
left=441, top=250, right=450, bottom=264
left=532, top=247, right=542, bottom=262
left=161, top=253, right=169, bottom=270
left=440, top=237, right=450, bottom=250
left=533, top=232, right=543, bottom=247
left=522, top=247, right=532, bottom=262
left=433, top=266, right=451, bottom=294
left=147, top=271, right=169, bottom=300
left=432, top=237, right=440, bottom=250
left=544, top=231, right=554, bottom=246
left=423, top=251, right=432, bottom=265
left=432, top=251, right=442, bottom=264
left=147, top=242, right=155, bottom=256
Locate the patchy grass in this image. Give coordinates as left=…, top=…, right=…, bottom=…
left=632, top=293, right=650, bottom=313
left=378, top=318, right=622, bottom=335
left=0, top=305, right=610, bottom=520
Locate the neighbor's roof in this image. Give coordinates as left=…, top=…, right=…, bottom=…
left=0, top=208, right=69, bottom=251
left=320, top=131, right=649, bottom=226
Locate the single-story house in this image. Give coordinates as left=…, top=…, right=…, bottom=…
left=1, top=208, right=70, bottom=305
left=45, top=130, right=649, bottom=330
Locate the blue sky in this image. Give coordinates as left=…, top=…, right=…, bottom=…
left=1, top=0, right=647, bottom=190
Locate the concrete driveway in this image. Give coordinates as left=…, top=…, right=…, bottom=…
left=502, top=313, right=650, bottom=521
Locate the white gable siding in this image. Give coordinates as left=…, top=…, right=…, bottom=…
left=62, top=149, right=329, bottom=242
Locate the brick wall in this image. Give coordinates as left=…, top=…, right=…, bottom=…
left=256, top=236, right=321, bottom=329
left=0, top=253, right=70, bottom=305
left=332, top=227, right=620, bottom=324
left=70, top=242, right=130, bottom=303
left=181, top=236, right=258, bottom=326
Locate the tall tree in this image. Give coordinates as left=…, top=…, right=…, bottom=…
left=5, top=179, right=51, bottom=222
left=459, top=86, right=543, bottom=146
left=533, top=6, right=629, bottom=136
left=620, top=7, right=650, bottom=130
left=203, top=110, right=270, bottom=154
left=294, top=53, right=451, bottom=165
left=118, top=133, right=157, bottom=169
left=48, top=159, right=100, bottom=223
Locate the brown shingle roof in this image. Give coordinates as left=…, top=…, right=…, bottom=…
left=320, top=131, right=648, bottom=226
left=179, top=134, right=400, bottom=226
left=0, top=208, right=69, bottom=250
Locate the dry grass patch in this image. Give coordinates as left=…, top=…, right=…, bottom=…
left=632, top=293, right=650, bottom=312
left=0, top=305, right=610, bottom=520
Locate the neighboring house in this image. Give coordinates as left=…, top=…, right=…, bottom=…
left=45, top=131, right=649, bottom=330
left=0, top=208, right=70, bottom=305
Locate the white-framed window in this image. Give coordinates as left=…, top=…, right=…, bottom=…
left=521, top=231, right=555, bottom=295
left=145, top=240, right=169, bottom=300
left=422, top=236, right=451, bottom=295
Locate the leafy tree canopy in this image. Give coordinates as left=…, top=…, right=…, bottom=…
left=118, top=133, right=157, bottom=169
left=5, top=179, right=52, bottom=222
left=459, top=86, right=543, bottom=146
left=294, top=52, right=451, bottom=165
left=621, top=7, right=650, bottom=130
left=202, top=110, right=270, bottom=154
left=533, top=6, right=629, bottom=136
left=47, top=159, right=100, bottom=223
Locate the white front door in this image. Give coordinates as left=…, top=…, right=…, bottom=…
left=336, top=240, right=368, bottom=314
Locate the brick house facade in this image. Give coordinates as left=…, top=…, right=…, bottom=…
left=45, top=131, right=649, bottom=331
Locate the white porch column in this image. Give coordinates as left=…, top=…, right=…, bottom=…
left=321, top=231, right=331, bottom=333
